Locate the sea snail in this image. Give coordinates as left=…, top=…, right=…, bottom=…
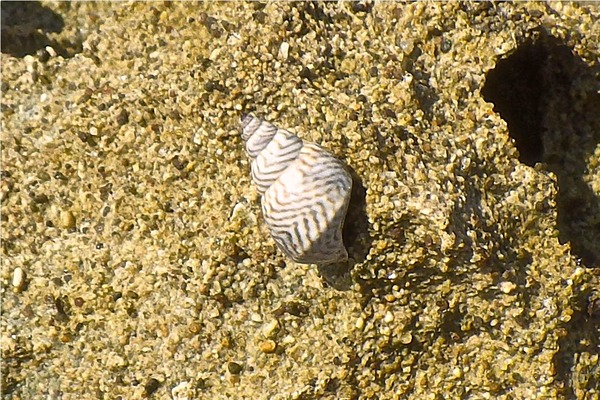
left=241, top=114, right=352, bottom=264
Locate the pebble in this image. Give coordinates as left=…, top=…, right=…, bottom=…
left=59, top=210, right=76, bottom=229
left=144, top=378, right=161, bottom=396
left=278, top=41, right=290, bottom=60
left=250, top=312, right=263, bottom=323
left=45, top=46, right=57, bottom=57
left=384, top=311, right=395, bottom=323
left=260, top=340, right=277, bottom=354
left=355, top=317, right=365, bottom=330
left=399, top=332, right=413, bottom=345
left=227, top=361, right=243, bottom=375
left=262, top=319, right=280, bottom=338
left=188, top=321, right=201, bottom=335
left=12, top=267, right=25, bottom=291
left=499, top=281, right=517, bottom=294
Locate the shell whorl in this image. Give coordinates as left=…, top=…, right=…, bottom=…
left=241, top=115, right=303, bottom=194
left=241, top=115, right=352, bottom=265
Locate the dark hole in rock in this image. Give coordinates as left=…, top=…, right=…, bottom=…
left=483, top=31, right=600, bottom=397
left=481, top=37, right=547, bottom=165
left=482, top=31, right=600, bottom=268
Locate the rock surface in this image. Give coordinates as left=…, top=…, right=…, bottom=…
left=2, top=2, right=599, bottom=399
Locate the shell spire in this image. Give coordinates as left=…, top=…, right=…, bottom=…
left=241, top=114, right=352, bottom=265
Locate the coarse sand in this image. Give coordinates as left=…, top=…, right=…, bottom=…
left=2, top=2, right=599, bottom=399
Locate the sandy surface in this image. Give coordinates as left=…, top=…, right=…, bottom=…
left=2, top=2, right=599, bottom=399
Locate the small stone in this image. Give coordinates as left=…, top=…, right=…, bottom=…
left=171, top=381, right=191, bottom=399
left=451, top=367, right=463, bottom=379
left=59, top=210, right=76, bottom=229
left=116, top=109, right=129, bottom=125
left=262, top=319, right=280, bottom=338
left=33, top=193, right=49, bottom=204
left=12, top=267, right=25, bottom=291
left=144, top=378, right=161, bottom=396
left=278, top=41, right=290, bottom=60
left=250, top=313, right=262, bottom=323
left=171, top=156, right=187, bottom=171
left=188, top=321, right=201, bottom=335
left=399, top=332, right=413, bottom=344
left=229, top=202, right=247, bottom=221
left=59, top=333, right=73, bottom=343
left=355, top=317, right=365, bottom=330
left=499, top=281, right=516, bottom=294
left=440, top=38, right=452, bottom=53
left=45, top=46, right=57, bottom=57
left=260, top=340, right=277, bottom=354
left=227, top=361, right=243, bottom=375
left=384, top=311, right=394, bottom=323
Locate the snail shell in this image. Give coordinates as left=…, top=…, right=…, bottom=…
left=241, top=114, right=352, bottom=264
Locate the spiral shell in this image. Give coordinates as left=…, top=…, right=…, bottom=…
left=241, top=114, right=352, bottom=264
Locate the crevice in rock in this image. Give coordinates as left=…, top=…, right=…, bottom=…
left=482, top=30, right=600, bottom=268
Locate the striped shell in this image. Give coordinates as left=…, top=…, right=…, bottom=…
left=241, top=114, right=352, bottom=264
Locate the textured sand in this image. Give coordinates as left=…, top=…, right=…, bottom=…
left=2, top=2, right=599, bottom=399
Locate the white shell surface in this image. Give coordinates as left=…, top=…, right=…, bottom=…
left=241, top=115, right=352, bottom=264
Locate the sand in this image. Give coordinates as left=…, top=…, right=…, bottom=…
left=2, top=2, right=599, bottom=399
